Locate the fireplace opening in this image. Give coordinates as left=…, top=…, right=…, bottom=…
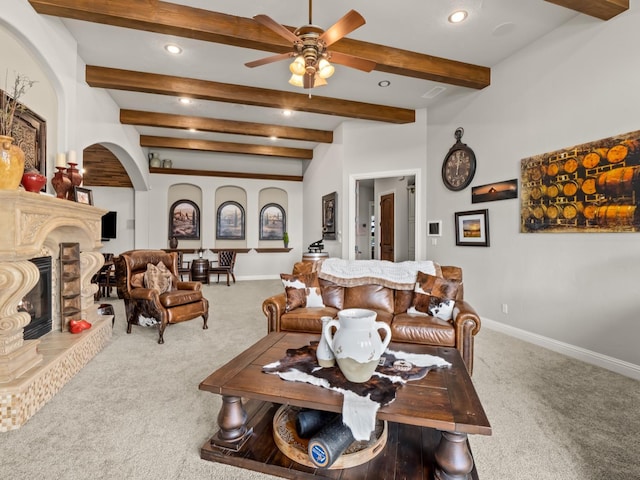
left=19, top=256, right=53, bottom=340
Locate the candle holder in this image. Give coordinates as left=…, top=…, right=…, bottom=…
left=66, top=162, right=83, bottom=200
left=52, top=166, right=72, bottom=199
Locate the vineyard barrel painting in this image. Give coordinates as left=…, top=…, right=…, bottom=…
left=521, top=130, right=640, bottom=233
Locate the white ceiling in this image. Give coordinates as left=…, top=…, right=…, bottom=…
left=52, top=1, right=579, bottom=153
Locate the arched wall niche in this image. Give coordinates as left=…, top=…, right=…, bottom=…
left=168, top=183, right=203, bottom=249
left=215, top=186, right=247, bottom=249
left=258, top=187, right=288, bottom=246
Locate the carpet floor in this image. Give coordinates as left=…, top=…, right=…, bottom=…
left=2, top=280, right=639, bottom=480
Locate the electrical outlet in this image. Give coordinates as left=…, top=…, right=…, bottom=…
left=501, top=303, right=508, bottom=314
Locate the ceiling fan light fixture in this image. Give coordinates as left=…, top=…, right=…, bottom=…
left=317, top=59, right=335, bottom=79
left=448, top=10, right=468, bottom=23
left=314, top=74, right=327, bottom=87
left=289, top=56, right=306, bottom=75
left=288, top=74, right=304, bottom=87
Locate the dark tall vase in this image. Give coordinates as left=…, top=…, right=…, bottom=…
left=169, top=236, right=178, bottom=249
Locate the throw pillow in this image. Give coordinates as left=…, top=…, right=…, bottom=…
left=280, top=272, right=325, bottom=312
left=144, top=261, right=172, bottom=294
left=408, top=271, right=460, bottom=321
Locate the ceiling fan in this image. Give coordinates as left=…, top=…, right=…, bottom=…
left=246, top=0, right=376, bottom=89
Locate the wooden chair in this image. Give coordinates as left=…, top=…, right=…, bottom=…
left=177, top=251, right=191, bottom=281
left=209, top=250, right=236, bottom=286
left=93, top=253, right=116, bottom=300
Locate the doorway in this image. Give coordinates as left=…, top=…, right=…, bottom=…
left=350, top=170, right=421, bottom=261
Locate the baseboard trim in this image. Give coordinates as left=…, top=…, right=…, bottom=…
left=482, top=317, right=640, bottom=380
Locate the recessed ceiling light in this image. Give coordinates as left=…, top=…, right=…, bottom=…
left=378, top=80, right=391, bottom=87
left=165, top=44, right=182, bottom=55
left=188, top=128, right=197, bottom=133
left=269, top=136, right=278, bottom=141
left=178, top=97, right=192, bottom=104
left=448, top=10, right=468, bottom=23
left=282, top=109, right=293, bottom=117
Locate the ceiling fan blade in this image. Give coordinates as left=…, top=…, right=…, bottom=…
left=253, top=14, right=300, bottom=44
left=303, top=73, right=315, bottom=89
left=245, top=52, right=293, bottom=68
left=318, top=10, right=366, bottom=47
left=328, top=51, right=376, bottom=72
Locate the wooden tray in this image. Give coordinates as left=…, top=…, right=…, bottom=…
left=272, top=405, right=387, bottom=470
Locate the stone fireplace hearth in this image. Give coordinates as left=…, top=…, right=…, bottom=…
left=0, top=190, right=111, bottom=431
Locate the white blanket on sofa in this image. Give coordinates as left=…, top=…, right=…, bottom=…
left=318, top=258, right=439, bottom=290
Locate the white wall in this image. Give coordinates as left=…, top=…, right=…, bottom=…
left=305, top=110, right=428, bottom=260
left=91, top=186, right=136, bottom=254
left=426, top=6, right=640, bottom=369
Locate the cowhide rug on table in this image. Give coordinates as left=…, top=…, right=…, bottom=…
left=262, top=342, right=451, bottom=440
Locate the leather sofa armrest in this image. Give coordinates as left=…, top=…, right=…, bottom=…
left=130, top=288, right=160, bottom=302
left=263, top=293, right=287, bottom=333
left=452, top=299, right=482, bottom=376
left=176, top=281, right=201, bottom=291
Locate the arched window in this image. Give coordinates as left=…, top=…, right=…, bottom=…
left=259, top=203, right=286, bottom=240
left=216, top=201, right=245, bottom=240
left=169, top=199, right=200, bottom=240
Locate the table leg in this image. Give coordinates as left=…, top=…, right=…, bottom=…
left=210, top=395, right=253, bottom=451
left=434, top=431, right=474, bottom=480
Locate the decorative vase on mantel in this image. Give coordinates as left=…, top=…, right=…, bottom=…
left=66, top=162, right=83, bottom=199
left=0, top=135, right=26, bottom=190
left=169, top=236, right=178, bottom=249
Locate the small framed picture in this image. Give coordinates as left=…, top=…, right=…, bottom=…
left=427, top=220, right=442, bottom=236
left=455, top=209, right=489, bottom=247
left=73, top=186, right=93, bottom=205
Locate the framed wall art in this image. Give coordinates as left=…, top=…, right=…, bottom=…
left=472, top=179, right=518, bottom=203
left=169, top=199, right=200, bottom=240
left=217, top=201, right=245, bottom=240
left=73, top=186, right=93, bottom=205
left=455, top=209, right=489, bottom=246
left=322, top=192, right=337, bottom=240
left=2, top=90, right=47, bottom=178
left=259, top=203, right=286, bottom=240
left=521, top=129, right=640, bottom=233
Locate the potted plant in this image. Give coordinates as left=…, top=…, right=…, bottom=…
left=1, top=72, right=36, bottom=190
left=283, top=231, right=289, bottom=248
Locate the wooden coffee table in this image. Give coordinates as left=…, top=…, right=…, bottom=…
left=199, top=332, right=491, bottom=479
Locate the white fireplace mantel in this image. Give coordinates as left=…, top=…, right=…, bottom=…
left=0, top=190, right=107, bottom=383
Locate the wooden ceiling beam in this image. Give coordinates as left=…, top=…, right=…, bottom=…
left=140, top=135, right=313, bottom=159
left=544, top=0, right=628, bottom=20
left=87, top=66, right=415, bottom=124
left=29, top=0, right=490, bottom=90
left=150, top=166, right=303, bottom=182
left=120, top=109, right=333, bottom=143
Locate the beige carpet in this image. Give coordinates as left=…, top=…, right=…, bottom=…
left=2, top=280, right=639, bottom=480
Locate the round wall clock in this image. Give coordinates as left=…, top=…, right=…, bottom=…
left=442, top=127, right=477, bottom=191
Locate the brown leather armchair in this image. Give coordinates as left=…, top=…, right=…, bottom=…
left=115, top=250, right=209, bottom=344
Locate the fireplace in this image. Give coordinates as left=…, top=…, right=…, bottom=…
left=0, top=190, right=111, bottom=431
left=20, top=256, right=52, bottom=340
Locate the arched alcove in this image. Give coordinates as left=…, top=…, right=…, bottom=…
left=258, top=187, right=288, bottom=246
left=215, top=186, right=247, bottom=248
left=168, top=183, right=203, bottom=249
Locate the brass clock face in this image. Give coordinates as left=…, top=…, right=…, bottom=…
left=442, top=129, right=476, bottom=191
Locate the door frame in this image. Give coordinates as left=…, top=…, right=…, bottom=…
left=348, top=168, right=422, bottom=261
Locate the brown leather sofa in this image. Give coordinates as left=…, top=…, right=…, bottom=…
left=262, top=263, right=481, bottom=374
left=115, top=250, right=209, bottom=344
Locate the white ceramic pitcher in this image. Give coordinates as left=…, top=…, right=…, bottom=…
left=323, top=308, right=391, bottom=383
